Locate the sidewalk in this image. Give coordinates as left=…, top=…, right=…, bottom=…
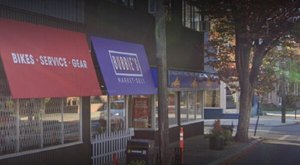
left=172, top=136, right=262, bottom=165
left=172, top=114, right=300, bottom=165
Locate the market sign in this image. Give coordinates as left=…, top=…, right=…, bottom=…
left=91, top=36, right=157, bottom=95
left=0, top=18, right=101, bottom=98
left=168, top=70, right=219, bottom=90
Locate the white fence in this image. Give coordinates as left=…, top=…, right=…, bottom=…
left=91, top=129, right=134, bottom=165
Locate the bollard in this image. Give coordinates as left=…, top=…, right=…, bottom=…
left=179, top=127, right=184, bottom=150
left=179, top=127, right=184, bottom=164
left=113, top=153, right=118, bottom=165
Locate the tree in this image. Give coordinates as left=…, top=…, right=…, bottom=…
left=191, top=0, right=300, bottom=142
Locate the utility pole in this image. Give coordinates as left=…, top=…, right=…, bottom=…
left=280, top=61, right=286, bottom=123
left=155, top=0, right=169, bottom=164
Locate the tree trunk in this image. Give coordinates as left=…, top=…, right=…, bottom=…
left=235, top=36, right=254, bottom=142
left=235, top=81, right=254, bottom=142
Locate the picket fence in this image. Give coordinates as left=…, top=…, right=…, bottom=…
left=91, top=129, right=134, bottom=165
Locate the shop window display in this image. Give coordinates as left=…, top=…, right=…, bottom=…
left=0, top=97, right=81, bottom=157
left=131, top=96, right=152, bottom=129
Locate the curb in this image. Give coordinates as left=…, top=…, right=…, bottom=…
left=208, top=137, right=263, bottom=165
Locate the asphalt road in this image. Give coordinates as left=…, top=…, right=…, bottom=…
left=249, top=121, right=300, bottom=142
left=234, top=139, right=300, bottom=165
left=236, top=121, right=300, bottom=165
left=205, top=116, right=300, bottom=164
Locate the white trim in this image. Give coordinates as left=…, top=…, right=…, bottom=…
left=108, top=50, right=143, bottom=77
left=204, top=107, right=222, bottom=109
left=133, top=128, right=156, bottom=131
left=181, top=119, right=204, bottom=126
left=0, top=141, right=83, bottom=160
left=125, top=96, right=129, bottom=130
left=169, top=124, right=179, bottom=128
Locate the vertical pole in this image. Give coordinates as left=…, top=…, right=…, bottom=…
left=155, top=1, right=169, bottom=164
left=254, top=97, right=260, bottom=136
left=40, top=99, right=45, bottom=148
left=281, top=63, right=286, bottom=123
left=61, top=98, right=64, bottom=144
left=113, top=153, right=118, bottom=165
left=16, top=99, right=20, bottom=152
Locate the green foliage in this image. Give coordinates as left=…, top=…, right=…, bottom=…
left=286, top=95, right=300, bottom=108
left=189, top=0, right=300, bottom=142
left=209, top=120, right=233, bottom=145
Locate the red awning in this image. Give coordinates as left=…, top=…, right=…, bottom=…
left=0, top=18, right=101, bottom=98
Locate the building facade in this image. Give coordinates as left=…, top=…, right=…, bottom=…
left=0, top=0, right=212, bottom=164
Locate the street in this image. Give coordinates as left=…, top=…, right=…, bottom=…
left=236, top=118, right=300, bottom=164
left=234, top=139, right=300, bottom=165
left=249, top=122, right=300, bottom=142
left=204, top=114, right=300, bottom=164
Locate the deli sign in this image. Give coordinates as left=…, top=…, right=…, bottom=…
left=0, top=18, right=101, bottom=98
left=109, top=50, right=142, bottom=77
left=91, top=36, right=156, bottom=95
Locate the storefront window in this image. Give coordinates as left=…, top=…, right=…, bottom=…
left=110, top=96, right=126, bottom=132
left=196, top=91, right=204, bottom=119
left=180, top=92, right=188, bottom=123
left=131, top=96, right=152, bottom=129
left=168, top=92, right=178, bottom=126
left=180, top=91, right=204, bottom=124
left=91, top=95, right=126, bottom=137
left=154, top=92, right=178, bottom=128
left=204, top=90, right=220, bottom=107
left=91, top=96, right=108, bottom=136
left=0, top=97, right=82, bottom=157
left=188, top=92, right=196, bottom=121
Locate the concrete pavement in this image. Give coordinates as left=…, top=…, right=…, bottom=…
left=175, top=113, right=300, bottom=165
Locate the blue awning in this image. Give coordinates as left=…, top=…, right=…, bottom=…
left=91, top=36, right=157, bottom=95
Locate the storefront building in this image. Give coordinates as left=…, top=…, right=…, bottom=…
left=89, top=36, right=157, bottom=164
left=0, top=0, right=210, bottom=164
left=0, top=17, right=101, bottom=165
left=90, top=36, right=157, bottom=133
